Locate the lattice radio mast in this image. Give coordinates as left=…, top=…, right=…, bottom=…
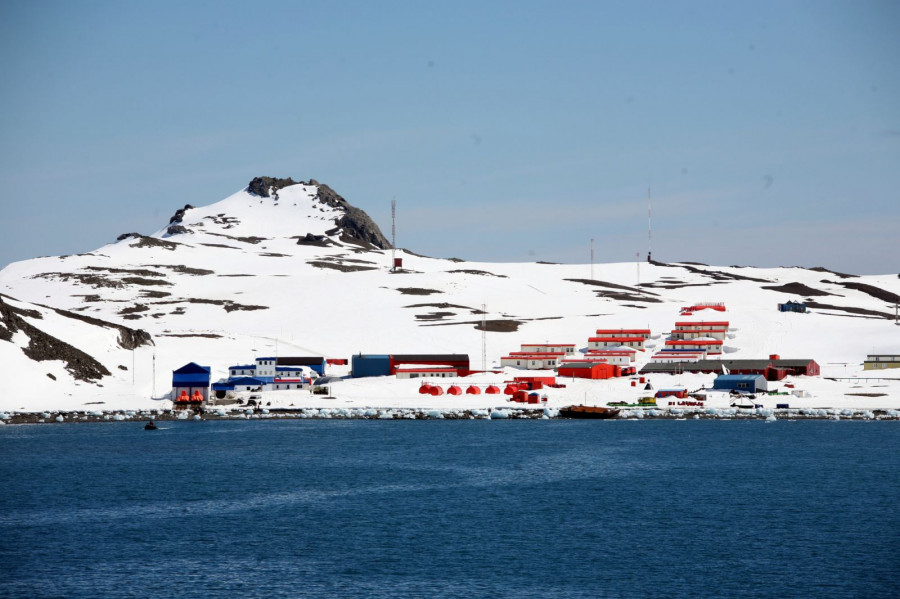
left=647, top=187, right=652, bottom=263
left=482, top=303, right=487, bottom=371
left=391, top=199, right=397, bottom=271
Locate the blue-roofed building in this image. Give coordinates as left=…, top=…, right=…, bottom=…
left=212, top=376, right=266, bottom=394
left=712, top=374, right=769, bottom=393
left=172, top=362, right=211, bottom=403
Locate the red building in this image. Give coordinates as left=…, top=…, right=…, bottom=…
left=390, top=354, right=471, bottom=376
left=558, top=361, right=620, bottom=379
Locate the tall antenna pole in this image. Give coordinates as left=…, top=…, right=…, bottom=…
left=152, top=352, right=156, bottom=399
left=636, top=251, right=640, bottom=284
left=391, top=199, right=397, bottom=271
left=647, top=187, right=652, bottom=263
left=590, top=238, right=594, bottom=280
left=481, top=304, right=487, bottom=371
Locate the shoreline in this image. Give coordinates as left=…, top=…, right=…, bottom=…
left=3, top=405, right=900, bottom=425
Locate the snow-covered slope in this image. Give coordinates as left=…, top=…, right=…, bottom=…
left=1, top=177, right=899, bottom=413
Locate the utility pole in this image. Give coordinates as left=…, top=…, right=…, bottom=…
left=647, top=187, right=652, bottom=263
left=391, top=199, right=397, bottom=271
left=482, top=303, right=487, bottom=371
left=590, top=238, right=594, bottom=280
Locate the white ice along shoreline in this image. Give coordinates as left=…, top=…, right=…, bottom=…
left=2, top=405, right=899, bottom=425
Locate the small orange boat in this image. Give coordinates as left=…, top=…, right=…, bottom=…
left=558, top=405, right=621, bottom=419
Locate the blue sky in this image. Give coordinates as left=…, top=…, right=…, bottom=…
left=1, top=0, right=898, bottom=273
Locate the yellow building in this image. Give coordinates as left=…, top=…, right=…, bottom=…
left=863, top=354, right=900, bottom=370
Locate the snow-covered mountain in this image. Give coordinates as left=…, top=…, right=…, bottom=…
left=2, top=177, right=899, bottom=413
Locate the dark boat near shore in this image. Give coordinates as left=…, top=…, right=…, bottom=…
left=558, top=405, right=621, bottom=419
left=144, top=421, right=158, bottom=430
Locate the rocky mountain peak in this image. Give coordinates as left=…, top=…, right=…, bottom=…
left=247, top=176, right=391, bottom=250
left=247, top=176, right=298, bottom=198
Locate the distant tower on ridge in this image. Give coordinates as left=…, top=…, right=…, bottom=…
left=391, top=199, right=402, bottom=271
left=647, top=187, right=652, bottom=263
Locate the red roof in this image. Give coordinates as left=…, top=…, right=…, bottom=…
left=508, top=351, right=566, bottom=356
left=675, top=321, right=729, bottom=327
left=664, top=339, right=723, bottom=346
left=595, top=329, right=650, bottom=335
left=587, top=347, right=637, bottom=353
left=588, top=337, right=645, bottom=343
left=521, top=343, right=575, bottom=347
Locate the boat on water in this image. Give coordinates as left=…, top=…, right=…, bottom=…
left=558, top=405, right=621, bottom=419
left=144, top=421, right=158, bottom=430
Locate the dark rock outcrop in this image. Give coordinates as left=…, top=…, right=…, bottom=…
left=761, top=282, right=835, bottom=297
left=823, top=280, right=900, bottom=304
left=168, top=204, right=195, bottom=224
left=129, top=236, right=180, bottom=251
left=309, top=181, right=390, bottom=249
left=117, top=232, right=142, bottom=242
left=248, top=176, right=391, bottom=250
left=296, top=233, right=333, bottom=247
left=240, top=175, right=392, bottom=250
left=166, top=225, right=192, bottom=236
left=248, top=176, right=298, bottom=197
left=0, top=295, right=112, bottom=382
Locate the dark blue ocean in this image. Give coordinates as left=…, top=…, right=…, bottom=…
left=1, top=420, right=897, bottom=598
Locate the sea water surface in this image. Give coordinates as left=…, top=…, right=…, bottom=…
left=0, top=419, right=897, bottom=598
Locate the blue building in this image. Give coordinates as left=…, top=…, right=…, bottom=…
left=778, top=301, right=807, bottom=313
left=212, top=355, right=321, bottom=398
left=352, top=354, right=392, bottom=378
left=212, top=376, right=265, bottom=395
left=227, top=356, right=324, bottom=381
left=274, top=357, right=326, bottom=376
left=712, top=374, right=769, bottom=393
left=172, top=362, right=211, bottom=403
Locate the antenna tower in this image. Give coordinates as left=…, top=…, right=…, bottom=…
left=590, top=238, right=594, bottom=280
left=391, top=199, right=397, bottom=271
left=481, top=304, right=487, bottom=371
left=647, top=187, right=652, bottom=262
